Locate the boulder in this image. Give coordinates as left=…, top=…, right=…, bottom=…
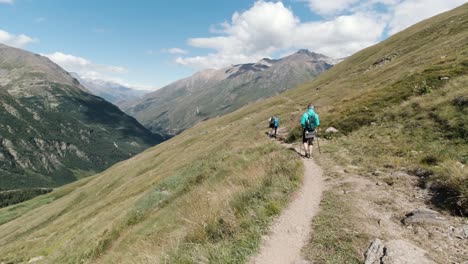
left=28, top=256, right=45, bottom=263
left=452, top=225, right=468, bottom=239
left=364, top=239, right=436, bottom=264
left=364, top=239, right=385, bottom=264
left=382, top=240, right=436, bottom=264
left=402, top=208, right=447, bottom=226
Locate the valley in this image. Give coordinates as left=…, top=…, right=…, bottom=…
left=0, top=2, right=466, bottom=264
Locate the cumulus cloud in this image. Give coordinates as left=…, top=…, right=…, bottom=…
left=305, top=0, right=360, bottom=16
left=0, top=29, right=37, bottom=48
left=176, top=1, right=385, bottom=69
left=44, top=52, right=126, bottom=79
left=387, top=0, right=467, bottom=34
left=176, top=0, right=465, bottom=70
left=304, top=0, right=466, bottom=33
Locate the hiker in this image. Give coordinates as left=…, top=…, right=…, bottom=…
left=300, top=103, right=320, bottom=158
left=268, top=115, right=280, bottom=137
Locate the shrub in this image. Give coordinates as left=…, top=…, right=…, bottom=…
left=413, top=80, right=433, bottom=95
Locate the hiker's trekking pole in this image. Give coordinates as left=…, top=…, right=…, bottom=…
left=316, top=130, right=321, bottom=154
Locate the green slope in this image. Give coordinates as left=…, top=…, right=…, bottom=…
left=0, top=3, right=466, bottom=263
left=0, top=44, right=164, bottom=189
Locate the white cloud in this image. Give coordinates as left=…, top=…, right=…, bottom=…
left=148, top=48, right=188, bottom=55
left=176, top=53, right=265, bottom=70
left=176, top=0, right=465, bottom=70
left=295, top=13, right=386, bottom=57
left=387, top=0, right=466, bottom=34
left=44, top=52, right=126, bottom=78
left=305, top=0, right=360, bottom=16
left=41, top=52, right=158, bottom=91
left=166, top=48, right=188, bottom=54
left=176, top=1, right=385, bottom=69
left=0, top=29, right=37, bottom=48
left=304, top=0, right=466, bottom=33
left=44, top=52, right=157, bottom=91
left=0, top=0, right=13, bottom=4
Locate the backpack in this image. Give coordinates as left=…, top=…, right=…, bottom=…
left=269, top=116, right=275, bottom=127
left=273, top=117, right=279, bottom=128
left=305, top=113, right=316, bottom=132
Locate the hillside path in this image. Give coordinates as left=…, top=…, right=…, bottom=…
left=249, top=143, right=324, bottom=264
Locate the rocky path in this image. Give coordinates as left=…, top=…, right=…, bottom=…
left=249, top=144, right=323, bottom=264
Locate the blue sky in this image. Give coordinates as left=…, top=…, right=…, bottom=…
left=0, top=0, right=465, bottom=89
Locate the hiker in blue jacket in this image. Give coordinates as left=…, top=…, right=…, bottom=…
left=268, top=115, right=280, bottom=137
left=300, top=103, right=320, bottom=158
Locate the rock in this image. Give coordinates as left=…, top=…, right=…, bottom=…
left=382, top=240, right=436, bottom=264
left=372, top=171, right=384, bottom=176
left=392, top=171, right=411, bottom=178
left=438, top=76, right=450, bottom=80
left=402, top=208, right=447, bottom=226
left=325, top=127, right=339, bottom=134
left=28, top=256, right=45, bottom=263
left=410, top=168, right=433, bottom=178
left=365, top=239, right=436, bottom=264
left=452, top=225, right=468, bottom=239
left=462, top=225, right=468, bottom=237
left=364, top=239, right=385, bottom=264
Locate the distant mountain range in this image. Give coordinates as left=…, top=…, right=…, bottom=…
left=120, top=49, right=334, bottom=136
left=0, top=44, right=163, bottom=189
left=70, top=73, right=147, bottom=104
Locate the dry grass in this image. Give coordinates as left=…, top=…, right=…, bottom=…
left=0, top=101, right=302, bottom=263
left=0, top=3, right=466, bottom=263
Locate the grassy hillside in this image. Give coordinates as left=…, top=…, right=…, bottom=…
left=283, top=4, right=468, bottom=213
left=0, top=3, right=466, bottom=263
left=0, top=101, right=303, bottom=263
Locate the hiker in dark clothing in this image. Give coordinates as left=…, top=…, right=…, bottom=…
left=300, top=103, right=320, bottom=158
left=268, top=116, right=280, bottom=137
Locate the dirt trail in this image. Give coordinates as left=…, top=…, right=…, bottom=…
left=250, top=144, right=323, bottom=264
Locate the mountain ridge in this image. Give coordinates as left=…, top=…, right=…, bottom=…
left=70, top=73, right=147, bottom=104
left=0, top=44, right=163, bottom=189
left=119, top=49, right=334, bottom=136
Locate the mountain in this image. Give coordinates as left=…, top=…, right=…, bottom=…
left=119, top=49, right=333, bottom=136
left=70, top=73, right=147, bottom=104
left=0, top=44, right=164, bottom=189
left=0, top=3, right=467, bottom=263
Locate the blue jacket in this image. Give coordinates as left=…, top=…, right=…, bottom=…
left=301, top=108, right=320, bottom=130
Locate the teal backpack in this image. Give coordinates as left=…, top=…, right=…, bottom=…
left=305, top=114, right=316, bottom=132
